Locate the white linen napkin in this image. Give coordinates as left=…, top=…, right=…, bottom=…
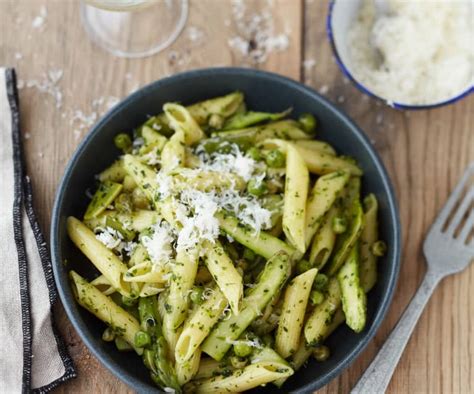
left=0, top=68, right=76, bottom=393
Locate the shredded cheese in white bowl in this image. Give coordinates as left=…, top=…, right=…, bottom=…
left=329, top=0, right=473, bottom=107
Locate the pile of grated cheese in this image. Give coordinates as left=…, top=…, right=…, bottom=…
left=348, top=0, right=473, bottom=105
left=142, top=142, right=273, bottom=264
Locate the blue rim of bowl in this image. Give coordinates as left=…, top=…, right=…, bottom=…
left=326, top=0, right=473, bottom=110
left=51, top=67, right=401, bottom=393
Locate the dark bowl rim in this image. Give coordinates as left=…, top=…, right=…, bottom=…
left=326, top=0, right=474, bottom=110
left=51, top=66, right=401, bottom=393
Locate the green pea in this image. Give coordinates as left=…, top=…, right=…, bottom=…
left=298, top=113, right=317, bottom=134
left=372, top=240, right=387, bottom=257
left=313, top=273, right=329, bottom=291
left=313, top=345, right=330, bottom=361
left=296, top=259, right=312, bottom=274
left=233, top=342, right=252, bottom=357
left=247, top=178, right=268, bottom=196
left=309, top=290, right=324, bottom=306
left=189, top=286, right=204, bottom=305
left=265, top=149, right=285, bottom=168
left=332, top=216, right=347, bottom=234
left=102, top=327, right=115, bottom=342
left=134, top=330, right=151, bottom=348
left=114, top=133, right=132, bottom=152
left=243, top=248, right=256, bottom=262
left=229, top=355, right=248, bottom=369
left=247, top=147, right=262, bottom=161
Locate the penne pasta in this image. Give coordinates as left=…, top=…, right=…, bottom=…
left=164, top=103, right=205, bottom=145
left=90, top=275, right=115, bottom=296
left=304, top=278, right=342, bottom=346
left=176, top=348, right=201, bottom=386
left=70, top=271, right=140, bottom=349
left=276, top=268, right=318, bottom=358
left=360, top=194, right=379, bottom=292
left=124, top=261, right=166, bottom=283
left=163, top=248, right=200, bottom=331
left=338, top=243, right=367, bottom=333
left=123, top=154, right=159, bottom=202
left=294, top=139, right=336, bottom=156
left=191, top=361, right=294, bottom=393
left=203, top=240, right=243, bottom=315
left=161, top=129, right=186, bottom=172
left=325, top=177, right=365, bottom=276
left=305, top=171, right=350, bottom=248
left=283, top=143, right=309, bottom=253
left=194, top=358, right=231, bottom=380
left=309, top=205, right=339, bottom=269
left=202, top=251, right=291, bottom=361
left=295, top=145, right=362, bottom=176
left=175, top=287, right=227, bottom=364
left=67, top=217, right=132, bottom=297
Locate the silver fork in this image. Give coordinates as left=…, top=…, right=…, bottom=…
left=352, top=163, right=474, bottom=394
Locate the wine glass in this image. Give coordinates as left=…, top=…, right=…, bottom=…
left=81, top=0, right=188, bottom=58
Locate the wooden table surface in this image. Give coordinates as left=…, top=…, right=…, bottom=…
left=1, top=0, right=473, bottom=393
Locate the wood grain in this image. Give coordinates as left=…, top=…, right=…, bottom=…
left=0, top=0, right=472, bottom=393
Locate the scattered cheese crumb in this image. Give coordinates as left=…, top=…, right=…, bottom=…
left=24, top=69, right=63, bottom=108
left=186, top=26, right=205, bottom=44
left=303, top=59, right=316, bottom=70
left=319, top=85, right=329, bottom=94
left=32, top=6, right=47, bottom=29
left=70, top=96, right=120, bottom=140
left=228, top=0, right=290, bottom=64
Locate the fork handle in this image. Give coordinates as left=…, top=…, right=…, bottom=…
left=351, top=271, right=440, bottom=394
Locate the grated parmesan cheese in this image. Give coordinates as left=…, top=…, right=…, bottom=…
left=150, top=142, right=272, bottom=256
left=96, top=227, right=123, bottom=249
left=141, top=221, right=175, bottom=265
left=175, top=189, right=220, bottom=253
left=195, top=142, right=259, bottom=182
left=96, top=227, right=137, bottom=258
left=348, top=0, right=473, bottom=105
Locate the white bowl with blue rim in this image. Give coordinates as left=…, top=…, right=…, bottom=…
left=327, top=0, right=473, bottom=110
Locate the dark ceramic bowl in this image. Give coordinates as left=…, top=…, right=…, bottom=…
left=51, top=67, right=401, bottom=393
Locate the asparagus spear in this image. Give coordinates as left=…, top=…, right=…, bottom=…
left=137, top=297, right=181, bottom=393
left=338, top=243, right=367, bottom=333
